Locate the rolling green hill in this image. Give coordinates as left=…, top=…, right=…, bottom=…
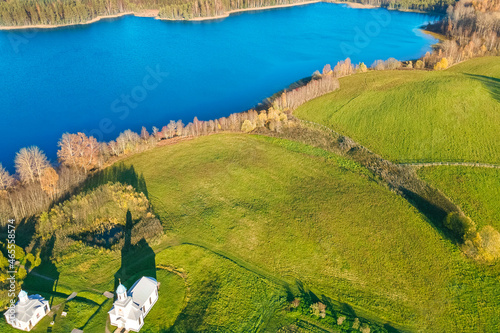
left=121, top=134, right=500, bottom=332
left=2, top=133, right=499, bottom=332
left=294, top=57, right=500, bottom=164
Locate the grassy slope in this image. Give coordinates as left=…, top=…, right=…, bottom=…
left=418, top=166, right=500, bottom=230
left=123, top=134, right=500, bottom=332
left=155, top=245, right=287, bottom=332
left=294, top=57, right=500, bottom=164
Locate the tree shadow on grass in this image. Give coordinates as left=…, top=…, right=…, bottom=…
left=83, top=163, right=148, bottom=198
left=464, top=73, right=500, bottom=102
left=163, top=278, right=220, bottom=332
left=13, top=217, right=37, bottom=249
left=400, top=188, right=461, bottom=244
left=22, top=235, right=60, bottom=307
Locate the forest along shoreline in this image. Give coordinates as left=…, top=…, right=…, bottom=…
left=0, top=0, right=419, bottom=31
left=0, top=1, right=321, bottom=30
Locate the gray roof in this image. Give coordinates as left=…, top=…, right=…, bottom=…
left=8, top=294, right=48, bottom=323
left=129, top=276, right=158, bottom=308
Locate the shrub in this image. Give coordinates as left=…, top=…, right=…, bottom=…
left=444, top=212, right=476, bottom=241
left=357, top=62, right=368, bottom=73
left=17, top=266, right=27, bottom=280
left=352, top=317, right=360, bottom=329
left=434, top=57, right=449, bottom=70
left=478, top=226, right=500, bottom=259
left=310, top=302, right=326, bottom=318
left=414, top=60, right=425, bottom=69
left=360, top=323, right=371, bottom=333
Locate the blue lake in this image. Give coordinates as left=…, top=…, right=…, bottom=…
left=0, top=2, right=439, bottom=171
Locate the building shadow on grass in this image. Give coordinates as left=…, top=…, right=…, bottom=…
left=114, top=210, right=156, bottom=290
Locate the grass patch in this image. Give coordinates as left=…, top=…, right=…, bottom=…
left=141, top=269, right=186, bottom=332
left=155, top=245, right=287, bottom=332
left=295, top=57, right=500, bottom=163
left=81, top=298, right=114, bottom=332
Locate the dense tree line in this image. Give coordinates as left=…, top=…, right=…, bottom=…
left=423, top=0, right=500, bottom=66
left=0, top=0, right=313, bottom=26
left=334, top=0, right=456, bottom=12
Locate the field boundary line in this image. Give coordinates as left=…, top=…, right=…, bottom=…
left=400, top=162, right=500, bottom=169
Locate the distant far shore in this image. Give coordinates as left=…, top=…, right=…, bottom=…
left=159, top=0, right=321, bottom=21
left=0, top=1, right=428, bottom=31
left=0, top=12, right=136, bottom=31
left=0, top=1, right=323, bottom=30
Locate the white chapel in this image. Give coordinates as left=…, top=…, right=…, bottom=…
left=108, top=276, right=159, bottom=332
left=4, top=290, right=50, bottom=331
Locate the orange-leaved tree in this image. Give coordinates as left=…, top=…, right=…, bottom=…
left=40, top=167, right=59, bottom=200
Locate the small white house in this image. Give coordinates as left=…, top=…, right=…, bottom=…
left=4, top=290, right=50, bottom=331
left=108, top=276, right=159, bottom=332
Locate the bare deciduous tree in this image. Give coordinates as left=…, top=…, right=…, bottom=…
left=58, top=133, right=100, bottom=172
left=0, top=164, right=14, bottom=192
left=15, top=146, right=49, bottom=183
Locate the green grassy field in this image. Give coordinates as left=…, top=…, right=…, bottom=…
left=294, top=57, right=500, bottom=164
left=2, top=133, right=499, bottom=332
left=418, top=166, right=500, bottom=231
left=121, top=134, right=500, bottom=332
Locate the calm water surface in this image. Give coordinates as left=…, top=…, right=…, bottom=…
left=0, top=3, right=439, bottom=170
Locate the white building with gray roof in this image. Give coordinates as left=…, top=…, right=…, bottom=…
left=108, top=276, right=159, bottom=332
left=4, top=290, right=50, bottom=331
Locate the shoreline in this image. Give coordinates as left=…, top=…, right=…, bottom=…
left=0, top=1, right=440, bottom=30
left=328, top=1, right=376, bottom=9
left=158, top=1, right=321, bottom=22
left=420, top=28, right=447, bottom=41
